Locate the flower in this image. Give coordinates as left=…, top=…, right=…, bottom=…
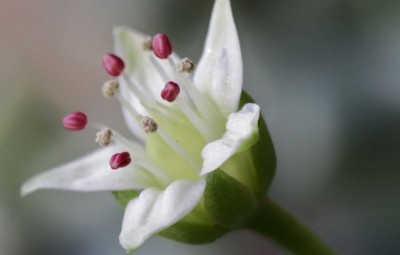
left=21, top=0, right=276, bottom=253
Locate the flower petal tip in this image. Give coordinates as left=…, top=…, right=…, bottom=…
left=194, top=0, right=242, bottom=116
left=119, top=179, right=206, bottom=251
left=20, top=181, right=35, bottom=197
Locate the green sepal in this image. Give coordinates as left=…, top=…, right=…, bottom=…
left=159, top=220, right=227, bottom=244
left=204, top=169, right=258, bottom=229
left=112, top=190, right=139, bottom=209
left=240, top=91, right=276, bottom=198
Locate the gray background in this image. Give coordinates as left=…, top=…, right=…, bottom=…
left=1, top=0, right=399, bottom=254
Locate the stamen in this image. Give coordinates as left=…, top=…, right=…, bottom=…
left=81, top=120, right=171, bottom=184
left=95, top=128, right=113, bottom=146
left=102, top=53, right=125, bottom=77
left=152, top=33, right=173, bottom=59
left=167, top=57, right=203, bottom=109
left=90, top=111, right=199, bottom=172
left=161, top=81, right=180, bottom=102
left=140, top=116, right=158, bottom=133
left=167, top=56, right=226, bottom=135
left=177, top=57, right=195, bottom=73
left=104, top=97, right=199, bottom=170
left=63, top=112, right=87, bottom=131
left=109, top=152, right=131, bottom=170
left=142, top=37, right=153, bottom=50
left=102, top=80, right=119, bottom=98
left=115, top=92, right=168, bottom=141
left=100, top=66, right=201, bottom=170
left=150, top=56, right=217, bottom=140
left=88, top=121, right=139, bottom=151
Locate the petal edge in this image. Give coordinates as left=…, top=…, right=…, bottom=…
left=119, top=179, right=206, bottom=252
left=200, top=103, right=260, bottom=175
left=21, top=146, right=154, bottom=196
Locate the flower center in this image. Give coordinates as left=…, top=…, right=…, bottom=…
left=62, top=32, right=228, bottom=186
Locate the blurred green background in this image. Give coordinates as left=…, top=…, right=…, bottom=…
left=1, top=0, right=399, bottom=254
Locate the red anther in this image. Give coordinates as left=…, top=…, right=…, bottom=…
left=62, top=112, right=88, bottom=131
left=161, top=81, right=180, bottom=102
left=102, top=53, right=125, bottom=76
left=152, top=33, right=173, bottom=59
left=110, top=152, right=132, bottom=170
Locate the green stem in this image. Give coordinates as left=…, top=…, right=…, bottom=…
left=245, top=196, right=335, bottom=255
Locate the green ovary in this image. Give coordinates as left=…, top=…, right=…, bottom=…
left=146, top=110, right=207, bottom=183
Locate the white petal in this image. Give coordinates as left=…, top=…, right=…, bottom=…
left=113, top=27, right=185, bottom=138
left=194, top=0, right=242, bottom=116
left=119, top=179, right=206, bottom=252
left=21, top=146, right=155, bottom=196
left=200, top=103, right=260, bottom=175
left=118, top=77, right=147, bottom=141
left=113, top=27, right=154, bottom=137
left=114, top=27, right=165, bottom=99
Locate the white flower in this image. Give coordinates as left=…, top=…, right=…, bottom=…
left=21, top=0, right=262, bottom=252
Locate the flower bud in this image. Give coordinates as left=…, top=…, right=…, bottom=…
left=102, top=53, right=125, bottom=76
left=62, top=112, right=87, bottom=131
left=161, top=81, right=180, bottom=102
left=110, top=152, right=131, bottom=170
left=152, top=33, right=173, bottom=59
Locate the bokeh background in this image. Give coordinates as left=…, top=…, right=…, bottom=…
left=1, top=0, right=399, bottom=254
